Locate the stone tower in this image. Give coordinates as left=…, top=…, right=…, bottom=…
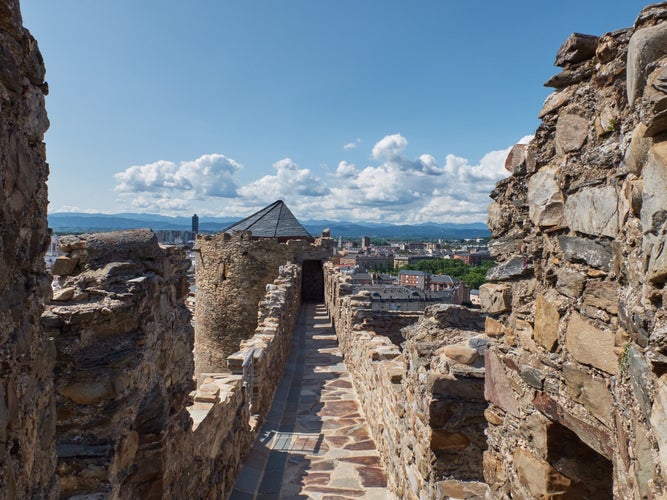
left=194, top=201, right=333, bottom=374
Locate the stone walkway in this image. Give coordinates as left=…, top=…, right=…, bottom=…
left=230, top=303, right=394, bottom=499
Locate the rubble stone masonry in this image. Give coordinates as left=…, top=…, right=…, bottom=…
left=0, top=1, right=55, bottom=497
left=44, top=230, right=195, bottom=498
left=43, top=230, right=303, bottom=498
left=483, top=3, right=667, bottom=498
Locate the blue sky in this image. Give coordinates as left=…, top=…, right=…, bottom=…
left=22, top=1, right=646, bottom=223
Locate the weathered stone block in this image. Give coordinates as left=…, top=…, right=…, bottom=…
left=479, top=283, right=511, bottom=314
left=528, top=167, right=565, bottom=227
left=431, top=429, right=471, bottom=451
left=642, top=62, right=667, bottom=136
left=555, top=33, right=599, bottom=67
left=625, top=344, right=652, bottom=422
left=534, top=294, right=560, bottom=351
left=484, top=350, right=521, bottom=417
left=582, top=281, right=618, bottom=315
left=441, top=344, right=478, bottom=365
left=484, top=317, right=505, bottom=337
left=627, top=22, right=667, bottom=106
left=504, top=143, right=527, bottom=174
left=641, top=142, right=667, bottom=283
left=52, top=256, right=78, bottom=276
left=564, top=185, right=628, bottom=238
left=565, top=312, right=618, bottom=374
left=513, top=448, right=571, bottom=497
left=486, top=255, right=533, bottom=281
left=562, top=363, right=613, bottom=427
left=651, top=375, right=667, bottom=483
left=558, top=235, right=612, bottom=271
left=625, top=123, right=651, bottom=176
left=555, top=114, right=588, bottom=155
left=556, top=268, right=585, bottom=299
left=539, top=87, right=575, bottom=118
left=57, top=381, right=114, bottom=405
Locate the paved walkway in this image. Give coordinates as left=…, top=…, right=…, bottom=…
left=230, top=303, right=394, bottom=499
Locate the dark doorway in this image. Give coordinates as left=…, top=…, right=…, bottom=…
left=302, top=260, right=324, bottom=302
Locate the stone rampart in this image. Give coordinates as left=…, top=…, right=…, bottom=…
left=483, top=4, right=667, bottom=498
left=228, top=263, right=302, bottom=416
left=0, top=1, right=55, bottom=497
left=324, top=264, right=490, bottom=499
left=41, top=230, right=303, bottom=498
left=194, top=231, right=332, bottom=374
left=44, top=230, right=195, bottom=498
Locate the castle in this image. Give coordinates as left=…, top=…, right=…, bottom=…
left=3, top=1, right=667, bottom=498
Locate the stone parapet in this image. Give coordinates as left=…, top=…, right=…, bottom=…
left=228, top=263, right=302, bottom=417
left=324, top=264, right=489, bottom=499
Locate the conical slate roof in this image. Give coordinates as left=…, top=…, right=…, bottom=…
left=223, top=200, right=312, bottom=239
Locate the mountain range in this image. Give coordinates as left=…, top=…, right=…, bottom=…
left=48, top=212, right=490, bottom=240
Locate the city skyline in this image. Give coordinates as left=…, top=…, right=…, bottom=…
left=22, top=1, right=646, bottom=223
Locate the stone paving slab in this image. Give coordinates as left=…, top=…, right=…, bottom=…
left=230, top=303, right=395, bottom=499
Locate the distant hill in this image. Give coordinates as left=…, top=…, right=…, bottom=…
left=48, top=212, right=490, bottom=240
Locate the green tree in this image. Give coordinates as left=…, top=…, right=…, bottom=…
left=405, top=258, right=496, bottom=289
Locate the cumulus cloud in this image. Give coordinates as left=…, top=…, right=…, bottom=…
left=237, top=158, right=328, bottom=203
left=343, top=138, right=361, bottom=150
left=110, top=133, right=522, bottom=222
left=371, top=133, right=408, bottom=160
left=114, top=153, right=241, bottom=198
left=335, top=160, right=357, bottom=178
left=313, top=133, right=515, bottom=223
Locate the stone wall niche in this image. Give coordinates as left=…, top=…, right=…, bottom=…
left=546, top=422, right=613, bottom=498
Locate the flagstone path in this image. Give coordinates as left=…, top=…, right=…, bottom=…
left=230, top=303, right=395, bottom=499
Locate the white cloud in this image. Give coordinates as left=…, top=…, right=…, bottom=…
left=237, top=158, right=328, bottom=203
left=114, top=153, right=241, bottom=198
left=335, top=160, right=357, bottom=178
left=371, top=133, right=408, bottom=160
left=343, top=138, right=361, bottom=150
left=312, top=133, right=515, bottom=223
left=109, top=133, right=523, bottom=222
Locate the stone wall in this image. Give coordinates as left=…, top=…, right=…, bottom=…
left=324, top=264, right=490, bottom=499
left=0, top=1, right=55, bottom=497
left=41, top=230, right=303, bottom=498
left=228, top=263, right=302, bottom=416
left=194, top=231, right=332, bottom=374
left=44, top=230, right=195, bottom=498
left=483, top=4, right=667, bottom=498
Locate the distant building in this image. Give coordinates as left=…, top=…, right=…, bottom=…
left=357, top=285, right=460, bottom=312
left=192, top=214, right=199, bottom=233
left=361, top=236, right=371, bottom=249
left=429, top=274, right=456, bottom=291
left=399, top=269, right=428, bottom=289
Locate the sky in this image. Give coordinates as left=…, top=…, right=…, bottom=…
left=21, top=1, right=648, bottom=224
